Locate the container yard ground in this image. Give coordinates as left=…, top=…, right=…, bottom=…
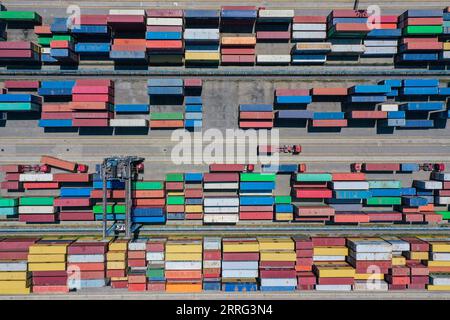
left=2, top=288, right=450, bottom=300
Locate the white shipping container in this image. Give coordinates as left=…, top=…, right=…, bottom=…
left=414, top=180, right=442, bottom=190
left=128, top=241, right=147, bottom=251
left=349, top=251, right=392, bottom=261
left=347, top=240, right=392, bottom=253
left=435, top=196, right=450, bottom=205
left=203, top=214, right=239, bottom=224
left=165, top=261, right=202, bottom=270
left=0, top=262, right=28, bottom=271
left=353, top=280, right=388, bottom=291
left=431, top=253, right=450, bottom=261
left=18, top=206, right=56, bottom=214
left=146, top=252, right=164, bottom=261
left=315, top=284, right=352, bottom=291
left=292, top=24, right=326, bottom=31
left=256, top=54, right=291, bottom=64
left=379, top=104, right=399, bottom=111
left=330, top=181, right=369, bottom=190
left=430, top=274, right=450, bottom=285
left=364, top=40, right=398, bottom=47
left=110, top=119, right=148, bottom=127
left=19, top=173, right=53, bottom=182
left=146, top=18, right=183, bottom=26
left=203, top=260, right=221, bottom=268
left=384, top=239, right=410, bottom=252
left=67, top=254, right=105, bottom=263
left=442, top=51, right=450, bottom=59
left=222, top=269, right=258, bottom=278
left=184, top=29, right=220, bottom=41
left=203, top=182, right=239, bottom=190
left=204, top=197, right=239, bottom=207
left=204, top=206, right=239, bottom=214
left=109, top=9, right=145, bottom=15
left=42, top=47, right=51, bottom=54
left=363, top=46, right=397, bottom=55
left=292, top=31, right=327, bottom=40
left=260, top=278, right=297, bottom=287
left=203, top=237, right=221, bottom=250
left=292, top=56, right=326, bottom=64
left=331, top=44, right=365, bottom=54
left=258, top=9, right=294, bottom=18
left=222, top=261, right=258, bottom=270
left=313, top=255, right=346, bottom=262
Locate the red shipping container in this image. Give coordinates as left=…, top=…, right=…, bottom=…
left=41, top=155, right=76, bottom=172
left=333, top=213, right=369, bottom=223
left=401, top=237, right=429, bottom=252
left=128, top=283, right=147, bottom=291
left=295, top=189, right=332, bottom=199
left=239, top=121, right=273, bottom=128
left=133, top=190, right=165, bottom=198
left=334, top=23, right=370, bottom=32
left=59, top=212, right=95, bottom=222
left=423, top=212, right=442, bottom=223
left=128, top=274, right=147, bottom=284
left=296, top=257, right=313, bottom=265
left=33, top=286, right=69, bottom=294
left=147, top=282, right=165, bottom=291
left=331, top=172, right=366, bottom=181
left=256, top=31, right=290, bottom=40
left=294, top=239, right=313, bottom=250
left=54, top=198, right=91, bottom=207
left=0, top=238, right=38, bottom=251
left=165, top=182, right=184, bottom=190
left=146, top=40, right=183, bottom=50
left=4, top=80, right=40, bottom=89
left=444, top=181, right=450, bottom=189
left=410, top=276, right=428, bottom=284
left=128, top=251, right=145, bottom=259
left=0, top=252, right=28, bottom=260
left=367, top=212, right=403, bottom=222
left=240, top=112, right=273, bottom=120
left=34, top=25, right=52, bottom=35
left=1, top=181, right=20, bottom=190
left=133, top=199, right=165, bottom=206
left=90, top=189, right=125, bottom=199
left=78, top=271, right=106, bottom=280
left=209, top=164, right=246, bottom=172
left=53, top=173, right=90, bottom=182
left=402, top=42, right=443, bottom=51
left=403, top=17, right=443, bottom=26
left=128, top=259, right=146, bottom=268
left=203, top=251, right=221, bottom=260
left=50, top=40, right=71, bottom=49
left=183, top=78, right=202, bottom=88
left=41, top=112, right=73, bottom=120
left=72, top=94, right=113, bottom=103
left=0, top=41, right=35, bottom=50
left=350, top=111, right=387, bottom=119
left=72, top=86, right=113, bottom=95
left=107, top=270, right=126, bottom=278
left=403, top=213, right=424, bottom=223
left=317, top=277, right=354, bottom=285
left=293, top=16, right=327, bottom=23
left=68, top=244, right=107, bottom=255
left=146, top=9, right=183, bottom=17
left=75, top=79, right=113, bottom=87
left=72, top=119, right=109, bottom=127
left=239, top=211, right=273, bottom=220
left=363, top=163, right=400, bottom=172
left=260, top=270, right=296, bottom=278
left=0, top=50, right=34, bottom=58
left=311, top=87, right=348, bottom=96
left=0, top=164, right=22, bottom=173
left=5, top=173, right=20, bottom=181
left=184, top=189, right=203, bottom=198
left=42, top=104, right=74, bottom=112
left=312, top=237, right=346, bottom=246
left=166, top=205, right=184, bottom=213
left=240, top=206, right=273, bottom=212
left=407, top=262, right=429, bottom=276
left=311, top=119, right=348, bottom=127
left=221, top=55, right=255, bottom=64
left=146, top=243, right=164, bottom=252
left=111, top=281, right=128, bottom=289
left=23, top=182, right=59, bottom=189
left=33, top=277, right=67, bottom=286
left=69, top=263, right=105, bottom=272
left=19, top=214, right=55, bottom=223
left=390, top=266, right=410, bottom=276
left=386, top=275, right=410, bottom=285
left=259, top=261, right=295, bottom=268
left=222, top=252, right=259, bottom=261
left=150, top=120, right=184, bottom=128
left=78, top=14, right=109, bottom=25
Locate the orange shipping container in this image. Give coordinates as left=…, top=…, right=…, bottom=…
left=221, top=36, right=256, bottom=46
left=166, top=282, right=202, bottom=293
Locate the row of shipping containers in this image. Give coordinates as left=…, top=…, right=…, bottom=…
left=0, top=7, right=449, bottom=66
left=2, top=235, right=450, bottom=294
left=1, top=157, right=450, bottom=225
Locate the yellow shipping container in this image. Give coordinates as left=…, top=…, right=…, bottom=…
left=222, top=242, right=259, bottom=253
left=316, top=266, right=355, bottom=278
left=221, top=36, right=256, bottom=46
left=27, top=254, right=66, bottom=263
left=430, top=243, right=450, bottom=253
left=392, top=256, right=406, bottom=266
left=0, top=281, right=30, bottom=294
left=109, top=242, right=128, bottom=251
left=0, top=272, right=29, bottom=281
left=354, top=273, right=384, bottom=280
left=167, top=192, right=184, bottom=196
left=260, top=251, right=296, bottom=262
left=313, top=247, right=348, bottom=256
left=275, top=213, right=293, bottom=221
left=28, top=244, right=68, bottom=255
left=106, top=252, right=126, bottom=261
left=443, top=43, right=450, bottom=51
left=185, top=205, right=203, bottom=213
left=28, top=262, right=66, bottom=272
left=111, top=277, right=128, bottom=281
left=185, top=52, right=220, bottom=61
left=409, top=251, right=429, bottom=260
left=165, top=252, right=202, bottom=261
left=165, top=244, right=202, bottom=253
left=427, top=285, right=450, bottom=291
left=258, top=238, right=294, bottom=251
left=107, top=261, right=126, bottom=270
left=426, top=261, right=450, bottom=267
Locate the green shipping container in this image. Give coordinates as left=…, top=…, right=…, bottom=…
left=0, top=198, right=18, bottom=207
left=0, top=103, right=40, bottom=112
left=0, top=207, right=18, bottom=216
left=53, top=35, right=74, bottom=41
left=240, top=173, right=276, bottom=182
left=367, top=181, right=401, bottom=189
left=404, top=25, right=443, bottom=35
left=20, top=197, right=54, bottom=206
left=366, top=197, right=402, bottom=206
left=93, top=205, right=126, bottom=214
left=275, top=196, right=292, bottom=204
left=0, top=11, right=41, bottom=22
left=166, top=173, right=184, bottom=182
left=38, top=36, right=52, bottom=46
left=151, top=112, right=184, bottom=120
left=436, top=211, right=450, bottom=220
left=147, top=268, right=164, bottom=278
left=167, top=196, right=184, bottom=205
left=132, top=181, right=164, bottom=190
left=296, top=173, right=332, bottom=182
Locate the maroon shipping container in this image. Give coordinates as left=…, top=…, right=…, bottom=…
left=32, top=271, right=68, bottom=277
left=363, top=163, right=400, bottom=172
left=0, top=165, right=23, bottom=173
left=146, top=243, right=164, bottom=252
left=222, top=252, right=259, bottom=261
left=276, top=88, right=310, bottom=96
left=0, top=252, right=29, bottom=260
left=146, top=26, right=183, bottom=32
left=68, top=243, right=107, bottom=255
left=0, top=50, right=34, bottom=58
left=401, top=238, right=429, bottom=252
left=72, top=119, right=109, bottom=127
left=203, top=173, right=239, bottom=182
left=312, top=237, right=346, bottom=247
left=334, top=23, right=370, bottom=32
left=0, top=238, right=38, bottom=251
left=59, top=212, right=94, bottom=221
left=54, top=198, right=91, bottom=207
left=293, top=238, right=313, bottom=250
left=403, top=17, right=443, bottom=26
left=296, top=257, right=313, bottom=265
left=295, top=206, right=335, bottom=216
left=0, top=41, right=35, bottom=50
left=256, top=31, right=290, bottom=40
left=33, top=277, right=68, bottom=286
left=72, top=112, right=112, bottom=119
left=183, top=78, right=202, bottom=88
left=423, top=212, right=442, bottom=223
left=1, top=181, right=20, bottom=190
left=407, top=262, right=429, bottom=276
left=19, top=214, right=55, bottom=223
left=5, top=173, right=20, bottom=181
left=41, top=112, right=73, bottom=120
left=379, top=15, right=399, bottom=23
left=350, top=111, right=387, bottom=119
left=260, top=270, right=296, bottom=278
left=401, top=37, right=439, bottom=44
left=367, top=212, right=403, bottom=222
left=78, top=14, right=109, bottom=25
left=4, top=80, right=40, bottom=89
left=221, top=48, right=255, bottom=55
left=184, top=189, right=203, bottom=198
left=90, top=189, right=125, bottom=199
left=203, top=251, right=221, bottom=260
left=209, top=164, right=246, bottom=172
left=146, top=9, right=183, bottom=17
left=165, top=182, right=184, bottom=190
left=311, top=119, right=348, bottom=127
left=221, top=55, right=255, bottom=64
left=402, top=42, right=443, bottom=51
left=293, top=16, right=327, bottom=23
left=390, top=266, right=410, bottom=276
left=297, top=272, right=316, bottom=285
left=239, top=205, right=273, bottom=212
